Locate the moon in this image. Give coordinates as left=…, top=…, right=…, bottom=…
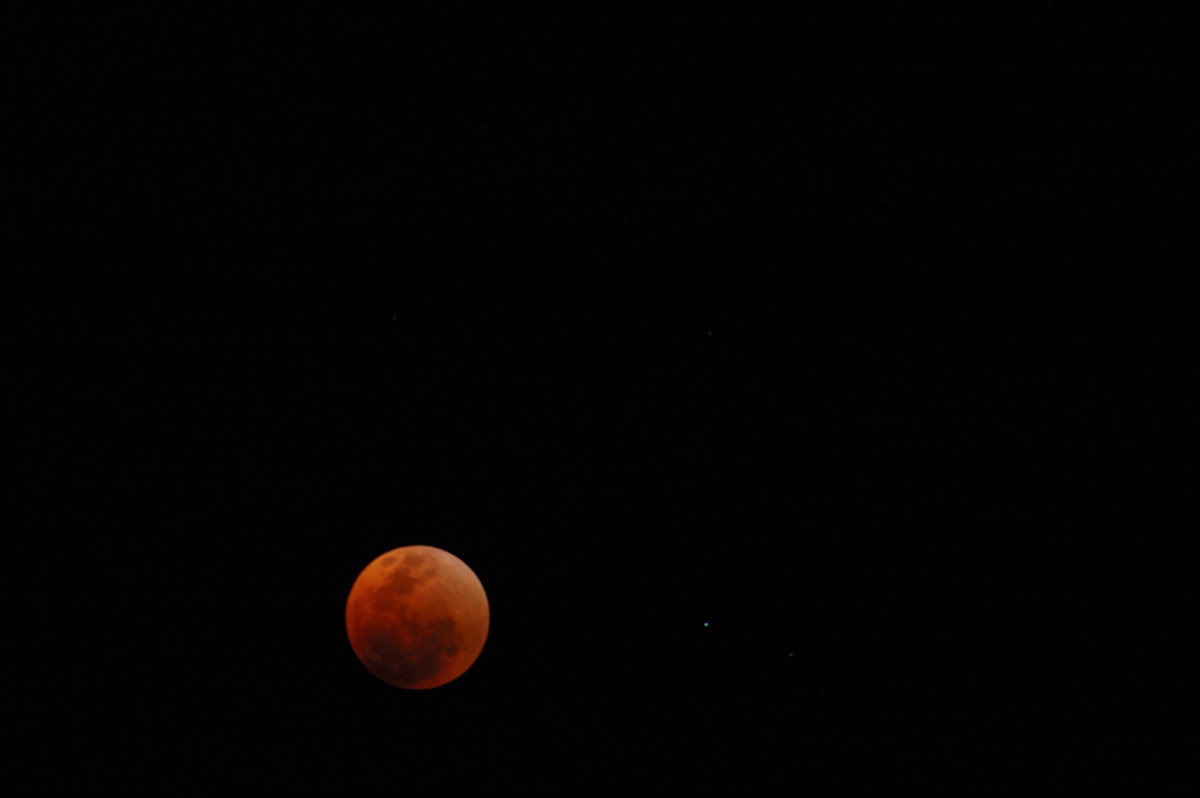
left=345, top=545, right=489, bottom=689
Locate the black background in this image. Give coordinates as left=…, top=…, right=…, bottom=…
left=6, top=14, right=1196, bottom=791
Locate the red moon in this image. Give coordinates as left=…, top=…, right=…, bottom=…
left=345, top=545, right=489, bottom=689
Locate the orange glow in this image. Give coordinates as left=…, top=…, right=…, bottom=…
left=345, top=545, right=489, bottom=689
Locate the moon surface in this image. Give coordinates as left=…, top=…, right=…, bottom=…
left=346, top=545, right=489, bottom=689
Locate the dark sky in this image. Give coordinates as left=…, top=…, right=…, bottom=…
left=6, top=18, right=1195, bottom=791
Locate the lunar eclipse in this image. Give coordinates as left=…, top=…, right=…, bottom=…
left=346, top=546, right=489, bottom=689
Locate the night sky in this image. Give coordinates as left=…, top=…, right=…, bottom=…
left=7, top=15, right=1196, bottom=791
